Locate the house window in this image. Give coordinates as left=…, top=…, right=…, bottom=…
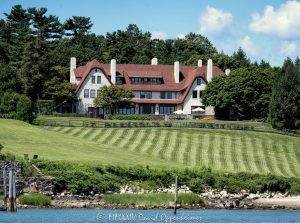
left=91, top=76, right=95, bottom=84
left=160, top=92, right=172, bottom=99
left=166, top=92, right=172, bottom=99
left=197, top=78, right=202, bottom=85
left=90, top=89, right=96, bottom=98
left=140, top=91, right=152, bottom=99
left=97, top=76, right=101, bottom=84
left=192, top=90, right=198, bottom=99
left=84, top=89, right=89, bottom=98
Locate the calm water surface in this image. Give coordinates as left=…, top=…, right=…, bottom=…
left=0, top=209, right=300, bottom=223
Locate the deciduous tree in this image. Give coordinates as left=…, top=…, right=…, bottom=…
left=94, top=85, right=134, bottom=114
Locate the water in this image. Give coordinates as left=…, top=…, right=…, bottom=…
left=0, top=209, right=299, bottom=223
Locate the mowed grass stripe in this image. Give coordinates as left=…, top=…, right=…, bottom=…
left=90, top=128, right=106, bottom=141
left=147, top=130, right=167, bottom=157
left=195, top=133, right=205, bottom=167
left=86, top=129, right=104, bottom=141
left=140, top=128, right=156, bottom=154
left=259, top=137, right=275, bottom=174
left=230, top=136, right=240, bottom=171
left=162, top=131, right=177, bottom=161
left=207, top=134, right=215, bottom=168
left=60, top=127, right=75, bottom=134
left=218, top=135, right=227, bottom=170
left=250, top=137, right=265, bottom=174
left=201, top=133, right=211, bottom=167
left=243, top=136, right=259, bottom=173
left=82, top=128, right=95, bottom=139
left=169, top=131, right=181, bottom=162
left=224, top=135, right=235, bottom=172
left=291, top=142, right=300, bottom=176
left=134, top=128, right=153, bottom=153
left=98, top=128, right=116, bottom=143
left=110, top=128, right=128, bottom=146
left=71, top=127, right=86, bottom=137
left=214, top=134, right=224, bottom=170
left=282, top=142, right=298, bottom=177
left=271, top=140, right=291, bottom=177
left=239, top=135, right=252, bottom=172
left=264, top=137, right=284, bottom=176
left=154, top=130, right=169, bottom=158
left=182, top=133, right=192, bottom=165
left=122, top=129, right=140, bottom=150
left=118, top=129, right=136, bottom=149
left=189, top=133, right=198, bottom=166
left=130, top=129, right=149, bottom=153
left=145, top=128, right=161, bottom=155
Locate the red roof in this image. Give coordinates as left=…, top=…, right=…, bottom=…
left=74, top=60, right=224, bottom=104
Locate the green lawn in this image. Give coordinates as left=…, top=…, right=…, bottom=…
left=1, top=118, right=300, bottom=177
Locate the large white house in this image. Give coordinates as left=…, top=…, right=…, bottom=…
left=69, top=57, right=225, bottom=117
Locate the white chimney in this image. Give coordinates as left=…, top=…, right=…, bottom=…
left=151, top=58, right=158, bottom=65
left=225, top=69, right=231, bottom=75
left=110, top=59, right=116, bottom=84
left=197, top=60, right=203, bottom=67
left=70, top=57, right=76, bottom=84
left=207, top=59, right=213, bottom=82
left=174, top=61, right=180, bottom=83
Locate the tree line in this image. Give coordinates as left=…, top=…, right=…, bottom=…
left=0, top=5, right=299, bottom=129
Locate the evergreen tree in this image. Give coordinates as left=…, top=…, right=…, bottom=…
left=269, top=58, right=300, bottom=130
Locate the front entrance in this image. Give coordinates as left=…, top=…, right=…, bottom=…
left=139, top=104, right=155, bottom=114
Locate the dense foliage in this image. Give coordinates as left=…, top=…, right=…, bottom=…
left=94, top=85, right=134, bottom=114
left=32, top=160, right=300, bottom=195
left=202, top=66, right=275, bottom=120
left=107, top=114, right=150, bottom=120
left=269, top=58, right=300, bottom=130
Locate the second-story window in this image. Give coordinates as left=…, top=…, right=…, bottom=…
left=91, top=76, right=95, bottom=84
left=140, top=91, right=152, bottom=99
left=84, top=89, right=89, bottom=98
left=97, top=76, right=101, bottom=84
left=90, top=89, right=96, bottom=98
left=166, top=92, right=172, bottom=99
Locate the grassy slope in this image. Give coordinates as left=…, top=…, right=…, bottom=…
left=1, top=118, right=300, bottom=177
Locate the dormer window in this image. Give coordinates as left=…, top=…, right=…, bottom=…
left=131, top=77, right=162, bottom=84
left=92, top=76, right=95, bottom=84
left=197, top=78, right=202, bottom=85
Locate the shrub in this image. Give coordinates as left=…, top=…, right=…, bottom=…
left=108, top=114, right=150, bottom=120
left=51, top=112, right=85, bottom=117
left=16, top=95, right=34, bottom=123
left=18, top=193, right=51, bottom=206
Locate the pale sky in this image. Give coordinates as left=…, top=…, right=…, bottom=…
left=1, top=0, right=299, bottom=66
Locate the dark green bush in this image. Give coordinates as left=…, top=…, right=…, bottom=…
left=51, top=112, right=85, bottom=117
left=108, top=114, right=150, bottom=120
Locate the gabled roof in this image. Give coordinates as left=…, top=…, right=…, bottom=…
left=73, top=60, right=224, bottom=104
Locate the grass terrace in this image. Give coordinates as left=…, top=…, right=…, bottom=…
left=1, top=118, right=300, bottom=177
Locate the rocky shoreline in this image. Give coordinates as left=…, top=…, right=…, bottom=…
left=17, top=192, right=300, bottom=210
